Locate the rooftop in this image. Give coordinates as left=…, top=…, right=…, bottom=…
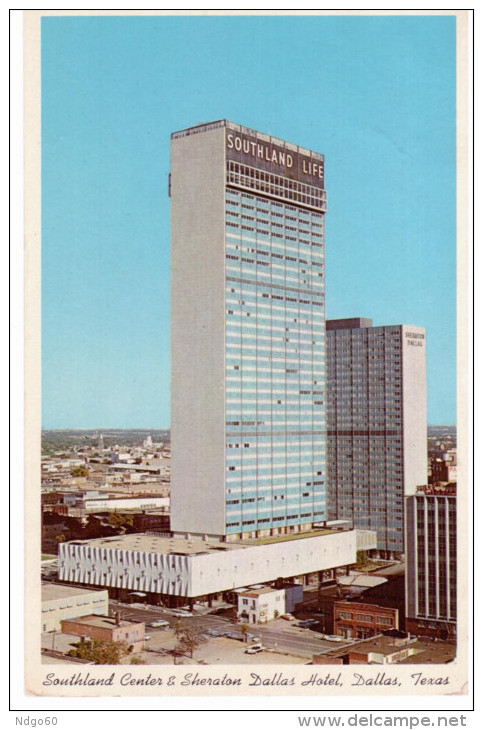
left=315, top=635, right=456, bottom=664
left=66, top=528, right=343, bottom=556
left=171, top=120, right=324, bottom=160
left=42, top=583, right=107, bottom=601
left=62, top=614, right=142, bottom=630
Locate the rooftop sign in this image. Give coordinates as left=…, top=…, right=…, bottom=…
left=226, top=129, right=325, bottom=189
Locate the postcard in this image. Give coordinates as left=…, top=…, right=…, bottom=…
left=16, top=8, right=472, bottom=718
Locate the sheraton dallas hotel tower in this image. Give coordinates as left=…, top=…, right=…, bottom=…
left=171, top=120, right=328, bottom=541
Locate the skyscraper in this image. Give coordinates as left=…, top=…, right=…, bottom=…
left=170, top=120, right=327, bottom=541
left=326, top=318, right=427, bottom=556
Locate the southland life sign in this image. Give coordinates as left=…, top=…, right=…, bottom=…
left=226, top=129, right=325, bottom=188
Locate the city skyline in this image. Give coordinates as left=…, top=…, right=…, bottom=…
left=41, top=14, right=456, bottom=428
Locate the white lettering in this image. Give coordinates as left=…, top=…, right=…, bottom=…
left=227, top=134, right=234, bottom=149
left=235, top=137, right=242, bottom=151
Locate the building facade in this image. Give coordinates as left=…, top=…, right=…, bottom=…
left=333, top=600, right=399, bottom=640
left=237, top=586, right=286, bottom=624
left=326, top=318, right=427, bottom=555
left=58, top=528, right=376, bottom=604
left=171, top=121, right=328, bottom=541
left=405, top=484, right=457, bottom=639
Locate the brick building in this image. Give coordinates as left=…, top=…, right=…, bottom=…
left=333, top=600, right=399, bottom=640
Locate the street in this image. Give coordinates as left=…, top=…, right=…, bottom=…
left=109, top=601, right=348, bottom=659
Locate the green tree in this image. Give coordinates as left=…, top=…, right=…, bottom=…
left=71, top=466, right=89, bottom=478
left=108, top=513, right=134, bottom=530
left=240, top=623, right=250, bottom=643
left=69, top=638, right=130, bottom=665
left=356, top=550, right=369, bottom=567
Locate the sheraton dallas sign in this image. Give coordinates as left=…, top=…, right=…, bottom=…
left=226, top=129, right=325, bottom=188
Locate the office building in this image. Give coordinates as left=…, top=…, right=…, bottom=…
left=405, top=484, right=457, bottom=639
left=326, top=318, right=427, bottom=556
left=170, top=120, right=328, bottom=541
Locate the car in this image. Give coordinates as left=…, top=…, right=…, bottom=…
left=172, top=610, right=192, bottom=617
left=225, top=632, right=242, bottom=641
left=281, top=614, right=295, bottom=621
left=149, top=620, right=170, bottom=629
left=204, top=629, right=219, bottom=637
left=245, top=646, right=264, bottom=654
left=144, top=635, right=152, bottom=641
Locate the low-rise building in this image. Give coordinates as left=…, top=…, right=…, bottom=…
left=313, top=632, right=456, bottom=665
left=58, top=528, right=377, bottom=606
left=41, top=583, right=109, bottom=632
left=61, top=613, right=145, bottom=653
left=237, top=587, right=285, bottom=624
left=333, top=600, right=399, bottom=640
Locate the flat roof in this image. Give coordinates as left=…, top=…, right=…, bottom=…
left=62, top=614, right=142, bottom=630
left=67, top=528, right=342, bottom=556
left=171, top=120, right=324, bottom=160
left=42, top=583, right=107, bottom=601
left=315, top=636, right=456, bottom=664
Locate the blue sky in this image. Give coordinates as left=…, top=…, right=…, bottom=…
left=41, top=14, right=456, bottom=428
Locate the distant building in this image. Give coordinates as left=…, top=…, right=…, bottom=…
left=405, top=484, right=457, bottom=639
left=326, top=317, right=427, bottom=557
left=41, top=583, right=109, bottom=632
left=61, top=613, right=145, bottom=653
left=430, top=449, right=457, bottom=484
left=237, top=586, right=285, bottom=624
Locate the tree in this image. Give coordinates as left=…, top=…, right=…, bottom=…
left=130, top=655, right=146, bottom=665
left=108, top=512, right=134, bottom=530
left=356, top=550, right=369, bottom=568
left=71, top=466, right=89, bottom=478
left=240, top=623, right=250, bottom=643
left=69, top=638, right=130, bottom=665
left=174, top=619, right=204, bottom=659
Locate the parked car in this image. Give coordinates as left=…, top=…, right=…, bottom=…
left=144, top=635, right=152, bottom=641
left=204, top=629, right=219, bottom=637
left=281, top=613, right=295, bottom=621
left=149, top=620, right=170, bottom=629
left=172, top=610, right=192, bottom=617
left=245, top=645, right=264, bottom=654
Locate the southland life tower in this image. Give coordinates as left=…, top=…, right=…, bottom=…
left=170, top=120, right=328, bottom=541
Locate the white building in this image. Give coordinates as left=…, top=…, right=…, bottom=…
left=41, top=583, right=109, bottom=632
left=238, top=586, right=285, bottom=624
left=58, top=528, right=376, bottom=604
left=171, top=120, right=328, bottom=541
left=326, top=318, right=427, bottom=556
